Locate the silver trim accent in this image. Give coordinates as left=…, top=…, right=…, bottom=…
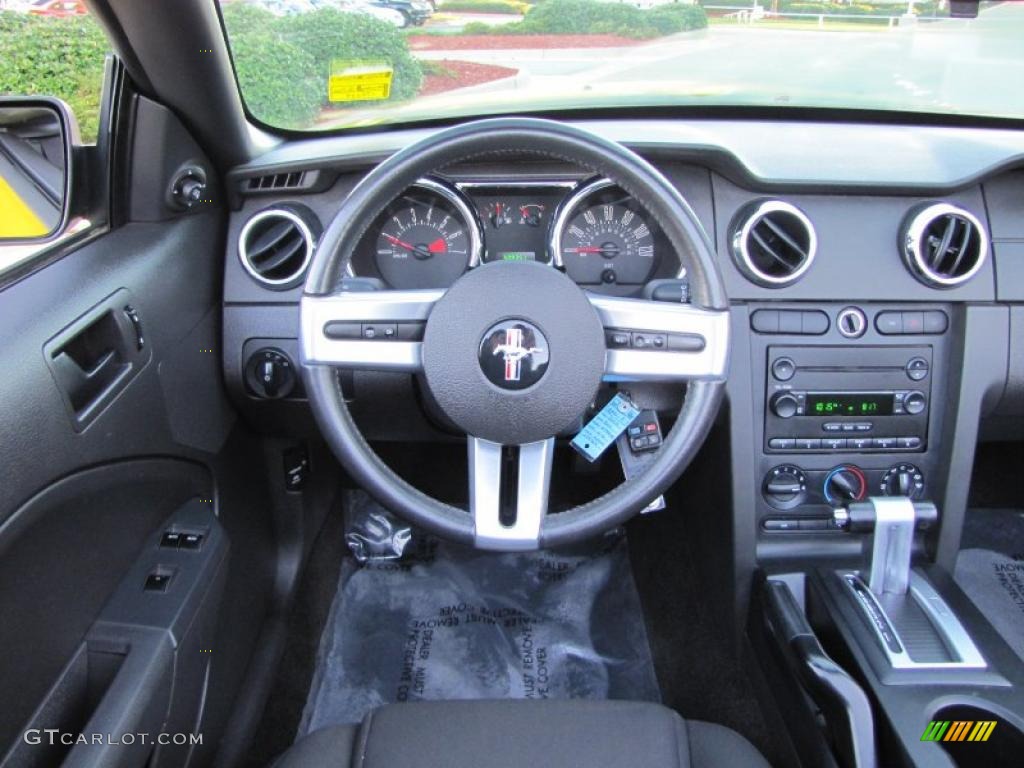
left=548, top=177, right=687, bottom=279
left=470, top=437, right=553, bottom=551
left=299, top=289, right=441, bottom=370
left=238, top=208, right=315, bottom=287
left=839, top=571, right=987, bottom=670
left=730, top=200, right=817, bottom=288
left=588, top=294, right=730, bottom=381
left=455, top=179, right=578, bottom=190
left=409, top=177, right=483, bottom=269
left=901, top=203, right=989, bottom=288
left=865, top=496, right=916, bottom=595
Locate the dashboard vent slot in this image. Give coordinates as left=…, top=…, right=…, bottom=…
left=901, top=203, right=988, bottom=288
left=246, top=172, right=306, bottom=192
left=730, top=200, right=817, bottom=288
left=238, top=206, right=318, bottom=289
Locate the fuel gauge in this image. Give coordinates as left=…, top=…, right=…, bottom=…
left=520, top=204, right=545, bottom=227
left=485, top=201, right=513, bottom=229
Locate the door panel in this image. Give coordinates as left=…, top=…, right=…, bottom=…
left=0, top=92, right=237, bottom=763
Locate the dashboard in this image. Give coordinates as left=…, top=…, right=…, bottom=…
left=220, top=117, right=1024, bottom=564
left=347, top=176, right=678, bottom=293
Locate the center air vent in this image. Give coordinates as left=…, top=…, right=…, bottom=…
left=730, top=200, right=817, bottom=288
left=901, top=203, right=988, bottom=288
left=238, top=206, right=319, bottom=289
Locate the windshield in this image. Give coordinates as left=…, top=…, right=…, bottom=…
left=218, top=0, right=1022, bottom=131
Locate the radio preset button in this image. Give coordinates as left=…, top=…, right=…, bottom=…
left=796, top=438, right=821, bottom=450
left=768, top=438, right=796, bottom=450
left=874, top=437, right=898, bottom=449
left=823, top=437, right=847, bottom=450
left=898, top=436, right=922, bottom=449
left=850, top=437, right=873, bottom=450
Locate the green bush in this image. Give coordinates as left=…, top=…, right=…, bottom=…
left=0, top=12, right=108, bottom=142
left=277, top=8, right=422, bottom=102
left=439, top=0, right=528, bottom=13
left=222, top=4, right=422, bottom=127
left=469, top=0, right=707, bottom=39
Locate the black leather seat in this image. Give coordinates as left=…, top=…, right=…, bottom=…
left=275, top=700, right=770, bottom=767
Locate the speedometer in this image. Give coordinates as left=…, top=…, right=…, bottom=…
left=552, top=179, right=658, bottom=286
left=371, top=179, right=481, bottom=289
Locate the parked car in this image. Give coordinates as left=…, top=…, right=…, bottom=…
left=310, top=0, right=407, bottom=27
left=370, top=0, right=431, bottom=27
left=26, top=0, right=86, bottom=16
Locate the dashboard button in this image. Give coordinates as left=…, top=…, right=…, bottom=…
left=823, top=437, right=847, bottom=450
left=898, top=436, right=922, bottom=449
left=606, top=330, right=631, bottom=348
left=923, top=310, right=948, bottom=334
left=763, top=518, right=800, bottom=532
left=750, top=310, right=779, bottom=333
left=906, top=357, right=929, bottom=381
left=796, top=438, right=821, bottom=450
left=823, top=422, right=842, bottom=432
left=323, top=321, right=361, bottom=339
left=799, top=518, right=830, bottom=531
left=875, top=311, right=902, bottom=335
left=631, top=332, right=666, bottom=349
left=772, top=357, right=796, bottom=381
left=666, top=333, right=705, bottom=352
left=850, top=437, right=872, bottom=450
left=769, top=438, right=795, bottom=450
left=902, top=311, right=925, bottom=334
left=874, top=437, right=898, bottom=449
left=778, top=311, right=802, bottom=334
left=801, top=311, right=829, bottom=334
left=854, top=423, right=873, bottom=432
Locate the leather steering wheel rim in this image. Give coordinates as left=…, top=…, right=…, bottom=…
left=300, top=117, right=729, bottom=550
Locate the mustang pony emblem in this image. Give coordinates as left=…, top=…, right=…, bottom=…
left=492, top=327, right=542, bottom=382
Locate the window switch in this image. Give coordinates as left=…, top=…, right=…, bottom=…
left=180, top=533, right=203, bottom=550
left=144, top=569, right=173, bottom=592
left=160, top=531, right=183, bottom=548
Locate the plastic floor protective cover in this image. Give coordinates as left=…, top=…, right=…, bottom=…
left=298, top=492, right=661, bottom=736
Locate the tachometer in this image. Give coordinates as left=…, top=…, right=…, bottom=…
left=371, top=179, right=481, bottom=289
left=552, top=179, right=658, bottom=286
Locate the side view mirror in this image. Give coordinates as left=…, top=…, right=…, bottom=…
left=0, top=97, right=79, bottom=243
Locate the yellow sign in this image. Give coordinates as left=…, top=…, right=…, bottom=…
left=329, top=60, right=393, bottom=103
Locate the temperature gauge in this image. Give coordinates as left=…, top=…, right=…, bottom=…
left=519, top=204, right=545, bottom=227
left=485, top=202, right=513, bottom=229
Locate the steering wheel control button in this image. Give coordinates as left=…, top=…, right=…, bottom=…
left=771, top=357, right=796, bottom=381
left=479, top=320, right=550, bottom=390
left=606, top=330, right=631, bottom=348
left=570, top=393, right=640, bottom=463
left=837, top=306, right=867, bottom=338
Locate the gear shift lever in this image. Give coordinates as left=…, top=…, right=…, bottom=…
left=832, top=497, right=937, bottom=595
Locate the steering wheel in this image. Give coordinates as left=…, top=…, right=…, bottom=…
left=300, top=118, right=729, bottom=551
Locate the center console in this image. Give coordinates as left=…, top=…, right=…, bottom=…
left=746, top=303, right=954, bottom=553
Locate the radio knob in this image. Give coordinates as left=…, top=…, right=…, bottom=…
left=904, top=391, right=927, bottom=415
left=771, top=392, right=800, bottom=419
left=881, top=463, right=924, bottom=499
left=824, top=465, right=867, bottom=503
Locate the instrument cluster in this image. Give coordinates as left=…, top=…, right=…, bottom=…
left=351, top=176, right=679, bottom=293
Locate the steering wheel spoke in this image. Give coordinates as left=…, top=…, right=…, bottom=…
left=588, top=294, right=729, bottom=381
left=300, top=289, right=443, bottom=371
left=469, top=436, right=554, bottom=551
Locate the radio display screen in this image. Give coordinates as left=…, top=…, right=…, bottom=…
left=806, top=393, right=894, bottom=417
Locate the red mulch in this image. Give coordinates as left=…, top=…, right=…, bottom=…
left=408, top=34, right=640, bottom=50
left=420, top=60, right=518, bottom=96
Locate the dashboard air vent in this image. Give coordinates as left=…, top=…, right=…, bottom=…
left=238, top=206, right=319, bottom=289
left=246, top=172, right=306, bottom=192
left=901, top=203, right=988, bottom=288
left=730, top=200, right=817, bottom=288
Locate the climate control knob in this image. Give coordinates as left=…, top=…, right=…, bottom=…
left=763, top=465, right=808, bottom=510
left=824, top=465, right=867, bottom=504
left=770, top=392, right=800, bottom=419
left=881, top=463, right=924, bottom=499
